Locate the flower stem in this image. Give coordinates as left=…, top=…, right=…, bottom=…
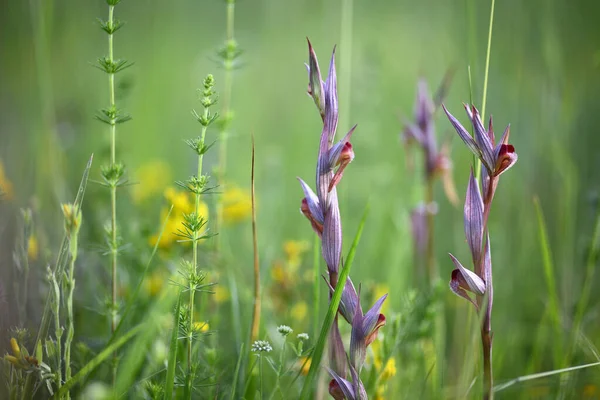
left=64, top=215, right=81, bottom=400
left=250, top=135, right=261, bottom=343
left=106, top=3, right=119, bottom=385
left=216, top=0, right=236, bottom=246
left=476, top=0, right=496, bottom=183
left=425, top=177, right=436, bottom=283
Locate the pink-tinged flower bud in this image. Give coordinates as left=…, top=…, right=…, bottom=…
left=493, top=144, right=518, bottom=177
left=329, top=142, right=354, bottom=192
left=364, top=313, right=386, bottom=347
left=301, top=198, right=323, bottom=237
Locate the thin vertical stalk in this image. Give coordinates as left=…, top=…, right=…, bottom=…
left=216, top=0, right=236, bottom=243
left=63, top=206, right=81, bottom=400
left=250, top=135, right=261, bottom=343
left=187, top=106, right=210, bottom=396
left=425, top=179, right=436, bottom=282
left=105, top=3, right=119, bottom=385
left=476, top=0, right=496, bottom=183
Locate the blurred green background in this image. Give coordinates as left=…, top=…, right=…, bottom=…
left=1, top=0, right=600, bottom=398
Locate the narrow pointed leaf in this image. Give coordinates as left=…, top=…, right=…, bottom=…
left=468, top=105, right=496, bottom=171
left=307, top=38, right=325, bottom=119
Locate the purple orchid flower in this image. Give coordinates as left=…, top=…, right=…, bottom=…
left=443, top=104, right=518, bottom=180
left=298, top=39, right=356, bottom=276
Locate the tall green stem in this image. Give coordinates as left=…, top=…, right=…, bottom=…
left=186, top=106, right=210, bottom=397
left=216, top=0, right=236, bottom=242
left=106, top=3, right=120, bottom=385
left=475, top=0, right=496, bottom=183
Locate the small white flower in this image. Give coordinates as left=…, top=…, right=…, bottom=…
left=297, top=333, right=309, bottom=341
left=277, top=325, right=293, bottom=336
left=251, top=340, right=273, bottom=353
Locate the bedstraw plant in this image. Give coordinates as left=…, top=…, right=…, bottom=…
left=95, top=0, right=132, bottom=381
left=171, top=74, right=218, bottom=399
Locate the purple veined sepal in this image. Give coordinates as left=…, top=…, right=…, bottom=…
left=323, top=48, right=338, bottom=146
left=448, top=253, right=486, bottom=310
left=466, top=104, right=496, bottom=172
left=323, top=275, right=359, bottom=325
left=322, top=191, right=342, bottom=274
left=298, top=178, right=324, bottom=237
left=306, top=38, right=325, bottom=120
left=349, top=293, right=388, bottom=373
left=464, top=170, right=485, bottom=274
left=442, top=104, right=483, bottom=165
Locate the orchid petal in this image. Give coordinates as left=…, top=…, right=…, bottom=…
left=449, top=253, right=486, bottom=295
left=443, top=104, right=482, bottom=162
left=467, top=105, right=495, bottom=172
left=464, top=170, right=485, bottom=269
left=297, top=177, right=323, bottom=223
left=494, top=143, right=517, bottom=177
left=328, top=370, right=356, bottom=400
left=450, top=269, right=480, bottom=310
left=323, top=48, right=338, bottom=146
left=322, top=189, right=342, bottom=274
left=307, top=38, right=325, bottom=120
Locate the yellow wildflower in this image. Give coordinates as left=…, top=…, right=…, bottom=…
left=144, top=270, right=165, bottom=297
left=222, top=184, right=252, bottom=224
left=214, top=285, right=230, bottom=303
left=27, top=235, right=39, bottom=261
left=271, top=262, right=286, bottom=284
left=299, top=357, right=311, bottom=376
left=0, top=160, right=14, bottom=200
left=374, top=386, right=386, bottom=400
left=149, top=187, right=209, bottom=249
left=131, top=160, right=172, bottom=204
left=283, top=240, right=309, bottom=269
left=10, top=338, right=20, bottom=358
left=290, top=301, right=308, bottom=322
left=193, top=321, right=210, bottom=332
left=583, top=384, right=598, bottom=398
left=380, top=357, right=397, bottom=381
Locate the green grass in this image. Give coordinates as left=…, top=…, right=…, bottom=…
left=1, top=0, right=600, bottom=398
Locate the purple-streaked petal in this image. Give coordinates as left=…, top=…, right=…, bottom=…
left=349, top=302, right=366, bottom=373
left=329, top=322, right=347, bottom=379
left=323, top=48, right=339, bottom=146
left=483, top=232, right=492, bottom=287
left=301, top=198, right=324, bottom=238
left=487, top=115, right=495, bottom=146
left=449, top=269, right=480, bottom=310
left=443, top=104, right=482, bottom=162
left=464, top=171, right=484, bottom=269
left=495, top=124, right=511, bottom=153
left=467, top=105, right=495, bottom=172
left=362, top=294, right=388, bottom=334
left=349, top=364, right=368, bottom=400
left=322, top=190, right=342, bottom=274
left=327, top=369, right=356, bottom=400
left=307, top=38, right=325, bottom=120
left=339, top=277, right=359, bottom=324
left=415, top=79, right=434, bottom=131
left=448, top=253, right=486, bottom=295
left=297, top=177, right=323, bottom=223
left=402, top=121, right=425, bottom=147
